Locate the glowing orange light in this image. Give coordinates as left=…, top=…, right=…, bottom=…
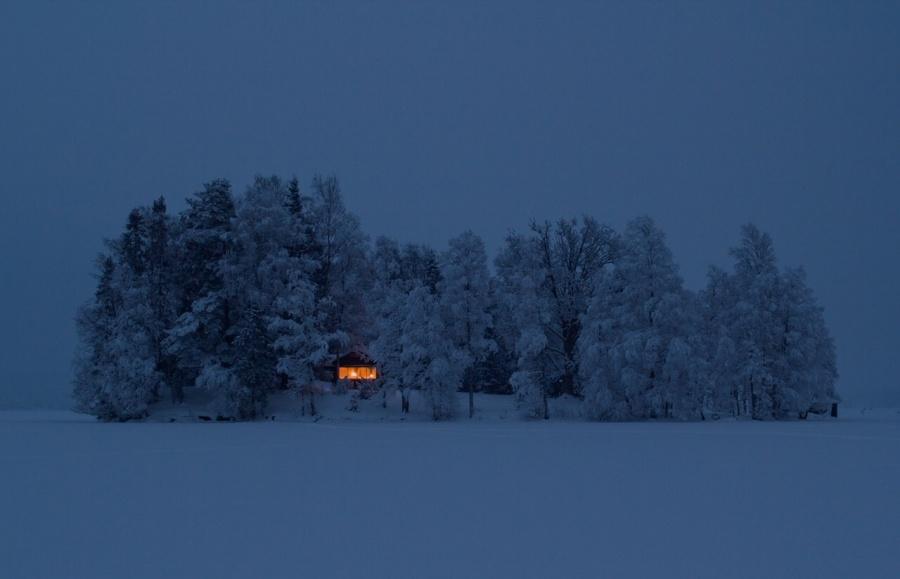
left=338, top=366, right=377, bottom=380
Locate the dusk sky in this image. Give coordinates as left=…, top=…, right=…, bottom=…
left=1, top=2, right=898, bottom=407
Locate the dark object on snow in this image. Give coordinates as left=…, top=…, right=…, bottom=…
left=401, top=393, right=410, bottom=414
left=215, top=415, right=235, bottom=422
left=799, top=401, right=839, bottom=420
left=198, top=415, right=212, bottom=422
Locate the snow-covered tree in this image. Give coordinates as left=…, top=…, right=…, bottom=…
left=369, top=237, right=408, bottom=408
left=697, top=265, right=738, bottom=416
left=218, top=175, right=326, bottom=417
left=402, top=243, right=442, bottom=294
left=509, top=326, right=551, bottom=419
left=494, top=232, right=554, bottom=418
left=229, top=302, right=276, bottom=419
left=370, top=238, right=461, bottom=418
left=310, top=174, right=371, bottom=360
left=144, top=197, right=180, bottom=401
left=211, top=176, right=289, bottom=416
left=493, top=219, right=618, bottom=417
left=165, top=179, right=236, bottom=398
left=778, top=267, right=838, bottom=416
left=73, top=196, right=181, bottom=420
left=727, top=224, right=786, bottom=419
left=528, top=218, right=618, bottom=397
left=121, top=208, right=148, bottom=276
left=73, top=255, right=122, bottom=419
left=269, top=239, right=329, bottom=416
left=701, top=224, right=838, bottom=420
left=370, top=285, right=407, bottom=410
left=579, top=216, right=702, bottom=420
left=73, top=243, right=161, bottom=421
left=439, top=231, right=495, bottom=418
left=174, top=178, right=236, bottom=305
left=399, top=286, right=464, bottom=420
left=495, top=219, right=618, bottom=408
left=165, top=176, right=329, bottom=418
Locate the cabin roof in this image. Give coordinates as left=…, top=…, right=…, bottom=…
left=337, top=351, right=377, bottom=367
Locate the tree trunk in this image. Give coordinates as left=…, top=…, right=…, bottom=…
left=543, top=390, right=549, bottom=420
left=750, top=378, right=757, bottom=420
left=170, top=382, right=184, bottom=405
left=468, top=383, right=474, bottom=419
left=560, top=317, right=581, bottom=396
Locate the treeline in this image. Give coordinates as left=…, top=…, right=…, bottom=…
left=73, top=174, right=838, bottom=422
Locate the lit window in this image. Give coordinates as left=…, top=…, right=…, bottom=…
left=339, top=366, right=377, bottom=380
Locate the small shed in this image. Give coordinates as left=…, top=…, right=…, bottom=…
left=336, top=351, right=378, bottom=382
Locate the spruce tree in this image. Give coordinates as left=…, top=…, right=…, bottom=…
left=166, top=179, right=236, bottom=398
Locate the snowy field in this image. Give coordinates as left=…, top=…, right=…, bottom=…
left=1, top=404, right=898, bottom=579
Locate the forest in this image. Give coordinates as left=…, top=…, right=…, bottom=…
left=72, top=174, right=838, bottom=422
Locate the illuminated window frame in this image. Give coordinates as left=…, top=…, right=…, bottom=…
left=338, top=366, right=378, bottom=380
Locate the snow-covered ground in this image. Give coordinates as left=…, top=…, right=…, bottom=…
left=147, top=389, right=587, bottom=423
left=1, top=400, right=898, bottom=579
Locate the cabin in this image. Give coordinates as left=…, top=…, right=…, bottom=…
left=336, top=351, right=378, bottom=383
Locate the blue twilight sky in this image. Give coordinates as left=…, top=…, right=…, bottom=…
left=0, top=2, right=898, bottom=408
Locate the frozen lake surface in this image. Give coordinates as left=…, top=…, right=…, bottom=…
left=1, top=406, right=898, bottom=578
